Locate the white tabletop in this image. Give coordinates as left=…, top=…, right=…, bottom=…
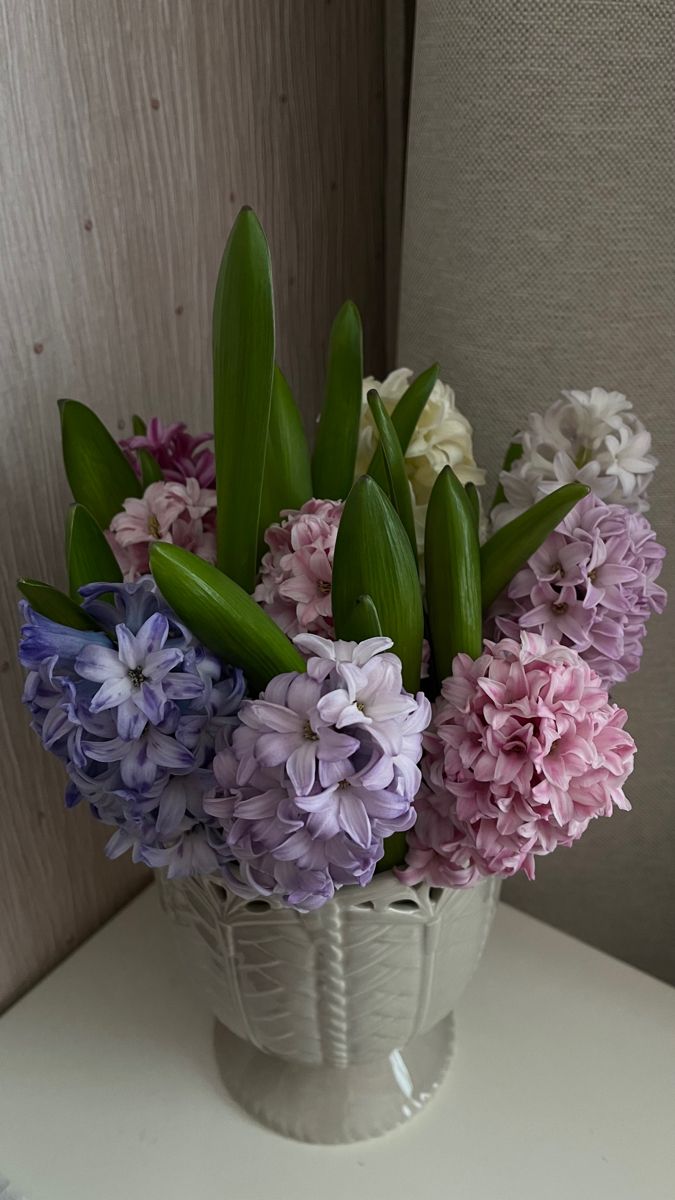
left=1, top=886, right=674, bottom=1200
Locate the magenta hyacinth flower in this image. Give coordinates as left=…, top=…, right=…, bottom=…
left=121, top=417, right=215, bottom=487
left=398, top=633, right=636, bottom=888
left=254, top=499, right=344, bottom=638
left=205, top=634, right=431, bottom=910
left=489, top=494, right=666, bottom=684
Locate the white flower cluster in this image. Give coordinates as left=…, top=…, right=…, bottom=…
left=356, top=368, right=485, bottom=552
left=491, top=387, right=657, bottom=530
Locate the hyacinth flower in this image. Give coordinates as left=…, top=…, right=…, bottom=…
left=121, top=416, right=215, bottom=487
left=491, top=386, right=657, bottom=528
left=254, top=498, right=344, bottom=637
left=204, top=635, right=430, bottom=909
left=107, top=478, right=217, bottom=581
left=489, top=493, right=666, bottom=684
left=17, top=206, right=664, bottom=908
left=356, top=367, right=486, bottom=553
left=398, top=634, right=636, bottom=888
left=19, top=578, right=246, bottom=876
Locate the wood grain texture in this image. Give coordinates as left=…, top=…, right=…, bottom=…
left=0, top=0, right=387, bottom=1010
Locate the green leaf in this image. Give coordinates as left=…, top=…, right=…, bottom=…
left=481, top=482, right=590, bottom=609
left=131, top=415, right=163, bottom=488
left=344, top=594, right=382, bottom=642
left=311, top=300, right=363, bottom=500
left=138, top=450, right=162, bottom=487
left=60, top=399, right=142, bottom=528
left=366, top=390, right=417, bottom=561
left=149, top=543, right=304, bottom=694
left=66, top=504, right=123, bottom=600
left=367, top=363, right=439, bottom=487
left=213, top=207, right=275, bottom=592
left=376, top=831, right=408, bottom=874
left=17, top=578, right=99, bottom=630
left=258, top=366, right=312, bottom=555
left=465, top=481, right=480, bottom=530
left=490, top=439, right=523, bottom=511
left=332, top=476, right=423, bottom=692
left=425, top=466, right=482, bottom=681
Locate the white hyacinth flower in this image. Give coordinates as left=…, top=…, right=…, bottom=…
left=491, top=387, right=657, bottom=529
left=356, top=368, right=486, bottom=553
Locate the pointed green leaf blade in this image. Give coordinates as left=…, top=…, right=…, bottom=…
left=425, top=466, right=482, bottom=682
left=138, top=450, right=162, bottom=487
left=366, top=389, right=417, bottom=561
left=60, top=399, right=142, bottom=528
left=481, top=482, right=590, bottom=609
left=367, top=363, right=439, bottom=487
left=344, top=594, right=382, bottom=642
left=66, top=504, right=122, bottom=600
left=17, top=578, right=99, bottom=630
left=490, top=438, right=524, bottom=511
left=258, top=366, right=312, bottom=554
left=213, top=207, right=275, bottom=591
left=311, top=301, right=363, bottom=500
left=332, top=476, right=423, bottom=692
left=130, top=415, right=163, bottom=487
left=465, top=481, right=480, bottom=530
left=150, top=543, right=304, bottom=694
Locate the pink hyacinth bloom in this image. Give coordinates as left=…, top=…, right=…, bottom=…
left=107, top=479, right=217, bottom=581
left=398, top=633, right=636, bottom=889
left=121, top=417, right=215, bottom=487
left=254, top=499, right=344, bottom=638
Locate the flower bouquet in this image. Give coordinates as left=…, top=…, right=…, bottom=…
left=17, top=209, right=665, bottom=1142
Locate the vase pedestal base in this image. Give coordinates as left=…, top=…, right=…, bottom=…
left=213, top=1012, right=455, bottom=1144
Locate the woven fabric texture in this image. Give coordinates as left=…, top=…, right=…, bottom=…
left=398, top=0, right=675, bottom=982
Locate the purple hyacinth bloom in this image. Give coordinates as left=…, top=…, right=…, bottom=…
left=75, top=613, right=202, bottom=739
left=204, top=635, right=431, bottom=911
left=490, top=494, right=666, bottom=684
left=19, top=601, right=109, bottom=671
left=19, top=578, right=246, bottom=873
left=79, top=576, right=190, bottom=640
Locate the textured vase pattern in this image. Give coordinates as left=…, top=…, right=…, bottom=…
left=158, top=872, right=499, bottom=1141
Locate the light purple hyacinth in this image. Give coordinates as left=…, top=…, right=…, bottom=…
left=204, top=635, right=431, bottom=910
left=489, top=494, right=666, bottom=684
left=19, top=578, right=246, bottom=877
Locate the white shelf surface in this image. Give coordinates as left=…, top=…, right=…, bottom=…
left=1, top=886, right=674, bottom=1200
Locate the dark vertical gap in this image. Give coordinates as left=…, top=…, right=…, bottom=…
left=384, top=0, right=416, bottom=367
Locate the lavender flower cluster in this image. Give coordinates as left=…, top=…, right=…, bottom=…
left=490, top=494, right=666, bottom=684
left=205, top=636, right=431, bottom=909
left=20, top=579, right=245, bottom=876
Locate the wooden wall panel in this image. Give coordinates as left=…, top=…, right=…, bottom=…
left=0, top=0, right=386, bottom=1009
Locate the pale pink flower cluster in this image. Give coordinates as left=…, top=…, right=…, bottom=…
left=107, top=479, right=217, bottom=581
left=254, top=499, right=344, bottom=638
left=399, top=633, right=635, bottom=887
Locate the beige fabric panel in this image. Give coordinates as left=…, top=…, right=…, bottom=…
left=0, top=0, right=386, bottom=1010
left=398, top=1, right=675, bottom=981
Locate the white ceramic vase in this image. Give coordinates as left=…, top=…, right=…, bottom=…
left=158, top=871, right=499, bottom=1143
